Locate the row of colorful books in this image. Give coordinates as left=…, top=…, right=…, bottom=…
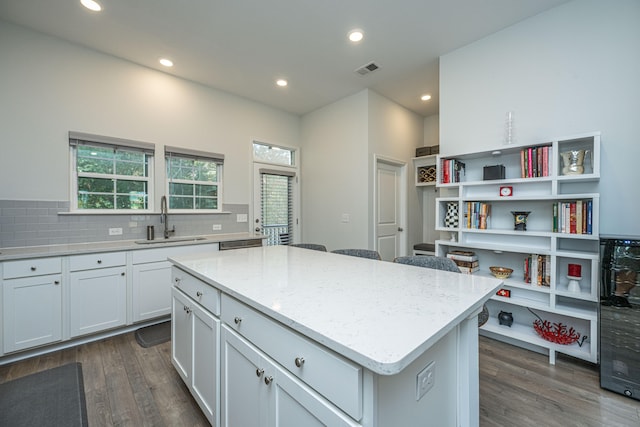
left=520, top=145, right=552, bottom=178
left=440, top=159, right=466, bottom=184
left=524, top=254, right=551, bottom=286
left=463, top=202, right=491, bottom=230
left=552, top=200, right=593, bottom=234
left=446, top=251, right=479, bottom=274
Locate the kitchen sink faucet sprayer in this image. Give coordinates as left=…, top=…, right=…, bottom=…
left=160, top=195, right=175, bottom=239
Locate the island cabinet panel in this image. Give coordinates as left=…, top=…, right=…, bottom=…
left=221, top=325, right=360, bottom=427
left=221, top=294, right=363, bottom=420
left=171, top=287, right=220, bottom=426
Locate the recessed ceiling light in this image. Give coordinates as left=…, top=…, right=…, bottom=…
left=276, top=79, right=288, bottom=87
left=159, top=58, right=174, bottom=67
left=80, top=0, right=102, bottom=12
left=421, top=94, right=432, bottom=101
left=348, top=29, right=364, bottom=43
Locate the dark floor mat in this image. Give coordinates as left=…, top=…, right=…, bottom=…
left=0, top=362, right=88, bottom=427
left=135, top=321, right=171, bottom=348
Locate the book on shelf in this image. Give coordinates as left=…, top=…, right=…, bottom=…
left=457, top=265, right=480, bottom=274
left=440, top=159, right=465, bottom=184
left=520, top=144, right=551, bottom=178
left=524, top=254, right=550, bottom=286
left=446, top=251, right=478, bottom=262
left=464, top=202, right=491, bottom=230
left=552, top=200, right=593, bottom=235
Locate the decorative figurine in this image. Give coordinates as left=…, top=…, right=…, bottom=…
left=511, top=211, right=531, bottom=231
left=498, top=311, right=514, bottom=327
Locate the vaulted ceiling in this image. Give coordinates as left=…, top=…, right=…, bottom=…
left=0, top=0, right=570, bottom=117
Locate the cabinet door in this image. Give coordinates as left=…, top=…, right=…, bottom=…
left=192, top=302, right=220, bottom=426
left=69, top=267, right=126, bottom=337
left=221, top=326, right=269, bottom=427
left=2, top=274, right=62, bottom=353
left=171, top=288, right=193, bottom=384
left=271, top=361, right=360, bottom=427
left=132, top=261, right=172, bottom=322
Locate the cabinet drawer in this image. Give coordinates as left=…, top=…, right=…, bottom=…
left=3, top=257, right=62, bottom=279
left=69, top=252, right=126, bottom=271
left=172, top=267, right=220, bottom=316
left=132, top=243, right=218, bottom=264
left=221, top=294, right=362, bottom=420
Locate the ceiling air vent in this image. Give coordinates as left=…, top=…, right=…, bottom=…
left=355, top=61, right=380, bottom=76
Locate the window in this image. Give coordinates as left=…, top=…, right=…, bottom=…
left=165, top=146, right=224, bottom=211
left=259, top=169, right=295, bottom=245
left=253, top=141, right=295, bottom=166
left=69, top=132, right=154, bottom=211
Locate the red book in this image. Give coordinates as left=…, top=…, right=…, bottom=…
left=527, top=148, right=533, bottom=178
left=569, top=202, right=577, bottom=234
left=442, top=159, right=449, bottom=183
left=542, top=146, right=549, bottom=176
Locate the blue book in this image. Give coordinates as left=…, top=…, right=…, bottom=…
left=586, top=200, right=593, bottom=234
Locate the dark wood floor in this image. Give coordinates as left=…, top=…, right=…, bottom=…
left=1, top=334, right=638, bottom=426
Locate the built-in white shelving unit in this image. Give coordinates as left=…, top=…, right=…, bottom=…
left=433, top=131, right=601, bottom=364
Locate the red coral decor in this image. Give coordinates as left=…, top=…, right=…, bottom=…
left=533, top=319, right=581, bottom=345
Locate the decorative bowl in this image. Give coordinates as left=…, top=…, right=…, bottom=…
left=533, top=319, right=581, bottom=345
left=489, top=266, right=513, bottom=279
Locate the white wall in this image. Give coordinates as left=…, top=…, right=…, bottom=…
left=300, top=90, right=424, bottom=253
left=440, top=0, right=640, bottom=237
left=0, top=21, right=300, bottom=207
left=300, top=90, right=369, bottom=249
left=423, top=115, right=439, bottom=148
left=367, top=91, right=424, bottom=252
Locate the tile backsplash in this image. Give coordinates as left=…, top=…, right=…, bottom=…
left=0, top=200, right=250, bottom=248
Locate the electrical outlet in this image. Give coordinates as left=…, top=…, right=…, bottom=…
left=109, top=228, right=123, bottom=236
left=212, top=224, right=222, bottom=231
left=416, top=361, right=435, bottom=400
left=236, top=214, right=248, bottom=223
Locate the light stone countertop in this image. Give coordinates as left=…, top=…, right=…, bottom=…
left=0, top=232, right=264, bottom=261
left=169, top=245, right=503, bottom=375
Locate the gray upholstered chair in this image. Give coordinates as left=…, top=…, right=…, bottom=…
left=290, top=243, right=327, bottom=252
left=393, top=255, right=460, bottom=272
left=331, top=248, right=382, bottom=260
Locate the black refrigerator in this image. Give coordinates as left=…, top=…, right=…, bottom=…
left=600, top=237, right=640, bottom=400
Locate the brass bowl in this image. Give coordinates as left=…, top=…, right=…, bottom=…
left=490, top=266, right=513, bottom=279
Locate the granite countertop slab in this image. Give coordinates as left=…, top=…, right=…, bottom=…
left=0, top=232, right=265, bottom=261
left=170, top=245, right=503, bottom=375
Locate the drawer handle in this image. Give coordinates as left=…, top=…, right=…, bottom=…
left=234, top=317, right=242, bottom=325
left=121, top=272, right=125, bottom=276
left=184, top=305, right=192, bottom=314
left=97, top=260, right=102, bottom=264
left=294, top=357, right=305, bottom=368
left=175, top=277, right=181, bottom=283
left=54, top=280, right=60, bottom=285
left=30, top=266, right=37, bottom=271
left=196, top=291, right=203, bottom=297
left=256, top=368, right=264, bottom=378
left=264, top=375, right=273, bottom=386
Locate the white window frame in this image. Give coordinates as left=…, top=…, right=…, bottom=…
left=252, top=140, right=296, bottom=166
left=165, top=146, right=224, bottom=213
left=69, top=131, right=155, bottom=213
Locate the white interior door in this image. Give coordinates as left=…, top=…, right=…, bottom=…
left=375, top=158, right=406, bottom=261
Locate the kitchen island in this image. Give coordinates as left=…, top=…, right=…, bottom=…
left=169, top=245, right=502, bottom=426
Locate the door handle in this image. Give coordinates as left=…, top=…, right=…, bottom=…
left=398, top=227, right=404, bottom=232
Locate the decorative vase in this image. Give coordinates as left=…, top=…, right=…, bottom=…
left=560, top=150, right=589, bottom=175
left=511, top=211, right=531, bottom=231
left=445, top=202, right=459, bottom=228
left=498, top=311, right=514, bottom=327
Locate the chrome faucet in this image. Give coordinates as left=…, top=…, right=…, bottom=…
left=160, top=195, right=175, bottom=239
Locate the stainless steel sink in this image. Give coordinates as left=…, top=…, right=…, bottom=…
left=135, top=237, right=207, bottom=245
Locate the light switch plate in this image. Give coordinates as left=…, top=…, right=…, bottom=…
left=236, top=214, right=248, bottom=223
left=108, top=228, right=123, bottom=235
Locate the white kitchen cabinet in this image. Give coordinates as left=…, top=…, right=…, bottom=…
left=171, top=286, right=219, bottom=426
left=132, top=243, right=219, bottom=322
left=69, top=252, right=127, bottom=338
left=221, top=325, right=359, bottom=427
left=435, top=131, right=600, bottom=364
left=2, top=257, right=63, bottom=353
